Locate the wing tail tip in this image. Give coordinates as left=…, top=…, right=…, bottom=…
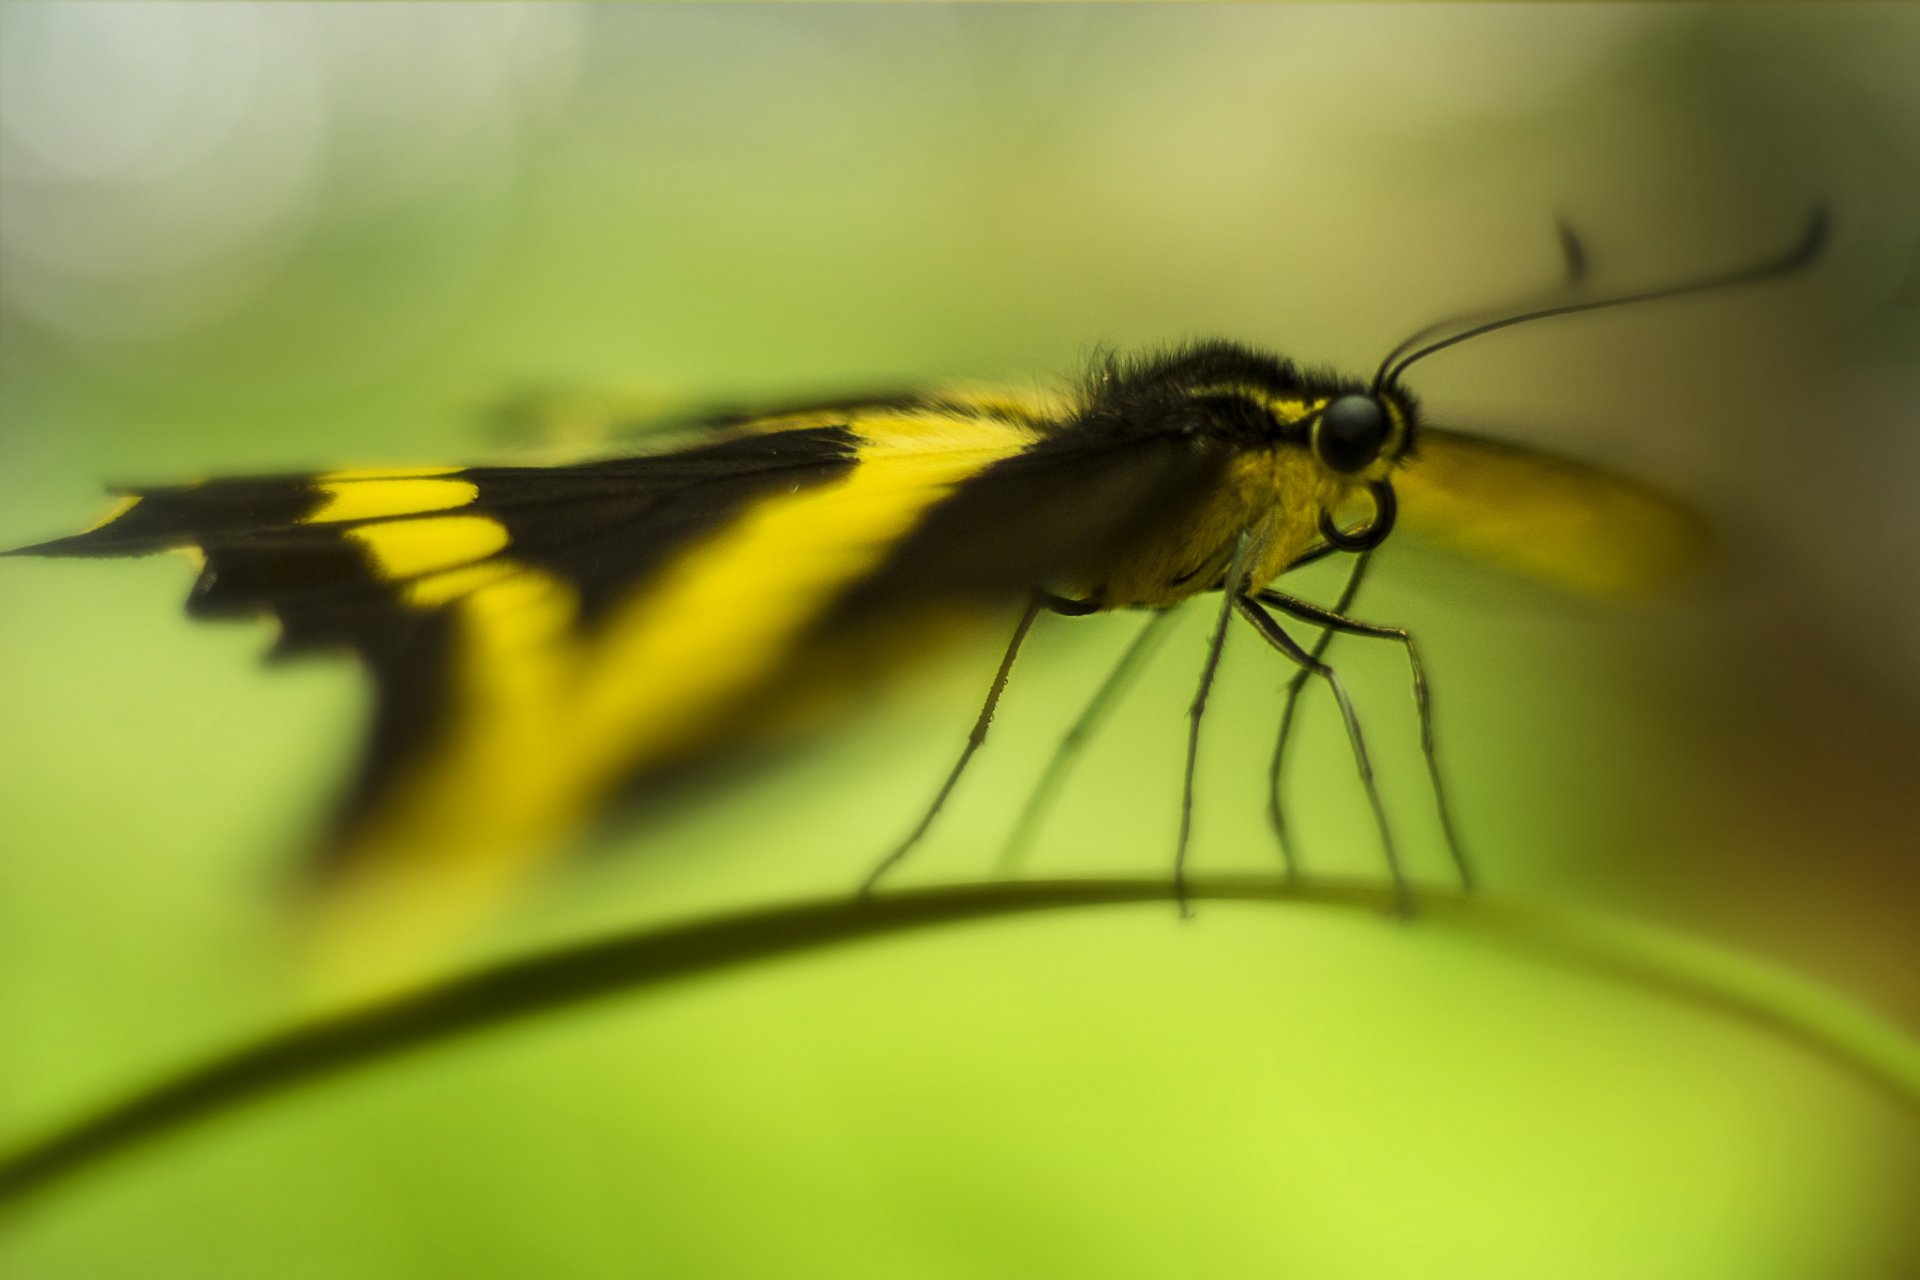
left=6, top=495, right=160, bottom=558
left=6, top=530, right=124, bottom=558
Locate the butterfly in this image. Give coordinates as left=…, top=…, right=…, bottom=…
left=7, top=211, right=1825, bottom=966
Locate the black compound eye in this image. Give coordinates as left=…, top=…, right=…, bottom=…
left=1314, top=395, right=1390, bottom=474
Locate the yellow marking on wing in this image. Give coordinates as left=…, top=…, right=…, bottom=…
left=404, top=559, right=521, bottom=607
left=83, top=495, right=142, bottom=534
left=848, top=408, right=1043, bottom=455
left=309, top=478, right=478, bottom=524
left=313, top=413, right=1038, bottom=991
left=1395, top=429, right=1707, bottom=599
left=346, top=515, right=509, bottom=580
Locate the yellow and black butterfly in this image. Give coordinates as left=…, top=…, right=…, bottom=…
left=6, top=212, right=1826, bottom=960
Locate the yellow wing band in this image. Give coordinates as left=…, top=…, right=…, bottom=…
left=345, top=515, right=509, bottom=580
left=313, top=410, right=1038, bottom=991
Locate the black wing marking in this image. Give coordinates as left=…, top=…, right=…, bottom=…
left=8, top=426, right=861, bottom=852
left=824, top=428, right=1225, bottom=625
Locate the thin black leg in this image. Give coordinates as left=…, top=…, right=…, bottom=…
left=1257, top=585, right=1472, bottom=892
left=1267, top=550, right=1374, bottom=877
left=995, top=607, right=1179, bottom=878
left=1236, top=594, right=1414, bottom=917
left=1276, top=540, right=1347, bottom=574
left=859, top=594, right=1046, bottom=896
left=1174, top=535, right=1253, bottom=915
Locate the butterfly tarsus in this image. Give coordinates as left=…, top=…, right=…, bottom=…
left=1256, top=586, right=1473, bottom=893
left=1236, top=593, right=1415, bottom=919
left=857, top=593, right=1048, bottom=898
left=1267, top=550, right=1375, bottom=879
left=1175, top=534, right=1254, bottom=917
left=857, top=590, right=1145, bottom=899
left=994, top=607, right=1178, bottom=879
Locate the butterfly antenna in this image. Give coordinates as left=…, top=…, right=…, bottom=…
left=1375, top=207, right=1830, bottom=392
left=1369, top=213, right=1594, bottom=395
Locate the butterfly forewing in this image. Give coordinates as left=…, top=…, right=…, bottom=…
left=1395, top=427, right=1707, bottom=599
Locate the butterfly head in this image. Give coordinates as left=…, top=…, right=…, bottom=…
left=1263, top=385, right=1415, bottom=554
left=1093, top=340, right=1418, bottom=473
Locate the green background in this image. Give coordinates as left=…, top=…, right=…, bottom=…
left=3, top=4, right=1917, bottom=1276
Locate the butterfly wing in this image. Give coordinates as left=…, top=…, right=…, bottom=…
left=17, top=427, right=864, bottom=828
left=1392, top=427, right=1708, bottom=599
left=12, top=398, right=1212, bottom=968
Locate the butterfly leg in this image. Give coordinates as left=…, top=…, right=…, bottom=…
left=1235, top=594, right=1415, bottom=917
left=1172, top=535, right=1259, bottom=916
left=858, top=592, right=1051, bottom=897
left=1267, top=550, right=1374, bottom=879
left=996, top=607, right=1180, bottom=878
left=1256, top=587, right=1472, bottom=893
